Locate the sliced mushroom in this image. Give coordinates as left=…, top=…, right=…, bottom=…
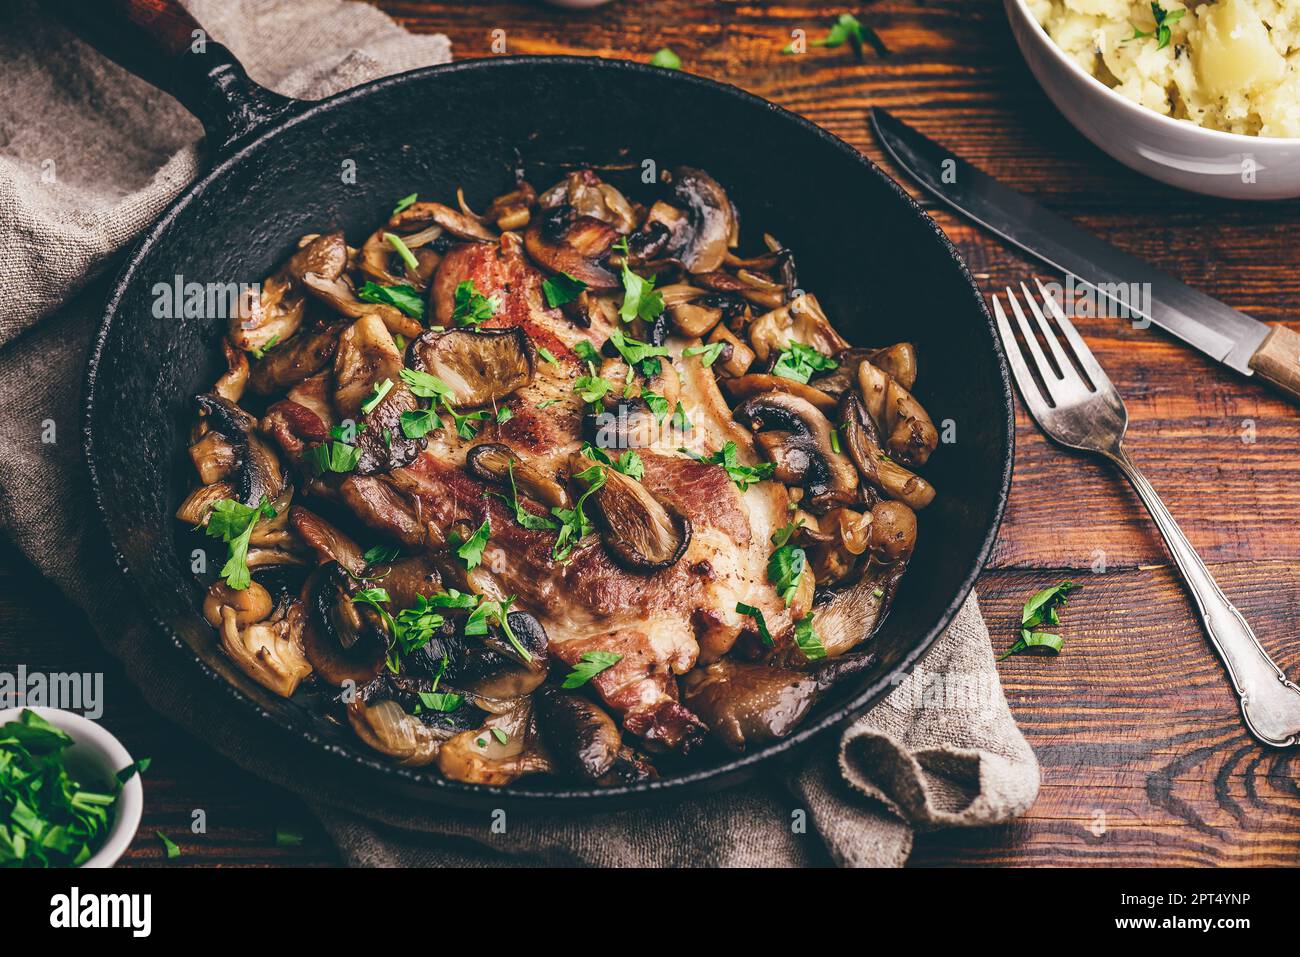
left=670, top=167, right=737, bottom=274
left=407, top=326, right=534, bottom=408
left=437, top=701, right=552, bottom=785
left=667, top=300, right=722, bottom=338
left=809, top=562, right=908, bottom=658
left=217, top=603, right=312, bottom=698
left=627, top=200, right=691, bottom=260
left=866, top=342, right=917, bottom=391
left=389, top=201, right=497, bottom=242
left=215, top=339, right=249, bottom=402
left=536, top=688, right=621, bottom=782
left=538, top=170, right=639, bottom=234
left=524, top=206, right=620, bottom=291
left=707, top=324, right=754, bottom=379
left=465, top=443, right=570, bottom=510
left=195, top=393, right=286, bottom=507
left=735, top=391, right=858, bottom=513
left=248, top=319, right=345, bottom=396
left=204, top=580, right=273, bottom=628
left=839, top=392, right=935, bottom=510
left=857, top=359, right=938, bottom=467
left=722, top=373, right=837, bottom=414
left=188, top=430, right=237, bottom=485
left=867, top=499, right=917, bottom=564
left=484, top=178, right=537, bottom=232
left=693, top=269, right=784, bottom=311
left=229, top=268, right=304, bottom=354
left=747, top=293, right=850, bottom=364
left=572, top=455, right=692, bottom=572
left=359, top=225, right=443, bottom=290
left=176, top=481, right=234, bottom=525
left=348, top=696, right=443, bottom=766
left=355, top=383, right=427, bottom=475
left=404, top=607, right=549, bottom=699
left=807, top=507, right=871, bottom=586
left=333, top=314, right=404, bottom=418
left=289, top=506, right=366, bottom=576
left=299, top=563, right=387, bottom=686
left=681, top=651, right=876, bottom=752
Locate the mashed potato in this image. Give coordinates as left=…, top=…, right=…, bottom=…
left=1026, top=0, right=1300, bottom=136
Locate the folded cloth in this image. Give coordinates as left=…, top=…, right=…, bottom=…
left=0, top=0, right=1039, bottom=867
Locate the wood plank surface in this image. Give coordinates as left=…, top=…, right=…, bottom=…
left=2, top=0, right=1298, bottom=867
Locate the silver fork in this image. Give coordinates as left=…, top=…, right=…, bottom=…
left=992, top=278, right=1300, bottom=747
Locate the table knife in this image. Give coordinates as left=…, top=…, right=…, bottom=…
left=870, top=107, right=1300, bottom=403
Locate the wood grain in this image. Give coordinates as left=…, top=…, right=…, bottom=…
left=2, top=0, right=1297, bottom=867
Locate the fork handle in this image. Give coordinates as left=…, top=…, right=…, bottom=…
left=1108, top=446, right=1300, bottom=746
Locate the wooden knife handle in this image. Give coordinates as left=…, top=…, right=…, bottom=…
left=1248, top=324, right=1300, bottom=403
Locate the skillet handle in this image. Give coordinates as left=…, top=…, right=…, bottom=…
left=52, top=0, right=297, bottom=156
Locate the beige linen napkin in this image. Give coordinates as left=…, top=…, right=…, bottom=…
left=0, top=0, right=1039, bottom=866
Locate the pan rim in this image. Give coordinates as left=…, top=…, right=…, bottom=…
left=83, top=54, right=1015, bottom=808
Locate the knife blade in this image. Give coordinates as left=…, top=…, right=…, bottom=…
left=870, top=106, right=1280, bottom=381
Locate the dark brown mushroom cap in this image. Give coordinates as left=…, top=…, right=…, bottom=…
left=671, top=167, right=737, bottom=274
left=735, top=391, right=858, bottom=514
left=536, top=688, right=622, bottom=781
left=403, top=608, right=549, bottom=699
left=408, top=326, right=534, bottom=409
left=195, top=393, right=286, bottom=507
left=571, top=456, right=692, bottom=573
left=524, top=206, right=620, bottom=291
left=299, top=563, right=387, bottom=687
left=723, top=373, right=838, bottom=414
left=355, top=383, right=427, bottom=475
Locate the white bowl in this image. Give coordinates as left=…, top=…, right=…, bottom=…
left=0, top=707, right=143, bottom=867
left=1004, top=0, right=1300, bottom=199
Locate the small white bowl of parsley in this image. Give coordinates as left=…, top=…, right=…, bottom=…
left=0, top=708, right=145, bottom=868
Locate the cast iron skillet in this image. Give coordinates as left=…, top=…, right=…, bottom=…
left=79, top=0, right=1013, bottom=809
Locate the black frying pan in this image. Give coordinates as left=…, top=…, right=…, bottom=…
left=78, top=0, right=1014, bottom=809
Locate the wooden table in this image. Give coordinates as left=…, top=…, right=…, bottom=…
left=4, top=0, right=1298, bottom=866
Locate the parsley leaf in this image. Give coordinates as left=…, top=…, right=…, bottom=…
left=360, top=377, right=394, bottom=415
left=538, top=347, right=559, bottom=366
left=383, top=232, right=420, bottom=271
left=357, top=281, right=425, bottom=320
left=574, top=340, right=601, bottom=364
left=204, top=496, right=276, bottom=590
left=418, top=691, right=463, bottom=712
left=465, top=595, right=533, bottom=662
left=575, top=372, right=614, bottom=408
left=684, top=441, right=775, bottom=491
left=793, top=612, right=826, bottom=660
left=489, top=461, right=560, bottom=532
left=542, top=272, right=588, bottom=309
left=768, top=521, right=807, bottom=605
left=392, top=192, right=418, bottom=216
left=683, top=341, right=726, bottom=367
left=608, top=327, right=671, bottom=377
left=735, top=602, right=774, bottom=646
left=672, top=402, right=693, bottom=432
left=309, top=439, right=360, bottom=476
left=363, top=545, right=400, bottom=565
left=1124, top=3, right=1186, bottom=50
left=551, top=463, right=606, bottom=561
left=614, top=236, right=664, bottom=323
left=399, top=367, right=456, bottom=403
left=772, top=342, right=838, bottom=384
left=641, top=389, right=670, bottom=425
left=561, top=651, right=623, bottom=689
left=999, top=581, right=1080, bottom=661
left=452, top=518, right=491, bottom=571
left=787, top=12, right=888, bottom=58
left=400, top=407, right=443, bottom=439
left=452, top=279, right=497, bottom=327
left=156, top=831, right=181, bottom=859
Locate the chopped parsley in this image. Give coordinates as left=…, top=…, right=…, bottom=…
left=383, top=232, right=420, bottom=272
left=357, top=281, right=425, bottom=320
left=1125, top=3, right=1185, bottom=50
left=464, top=595, right=532, bottom=662
left=417, top=691, right=463, bottom=713
left=250, top=335, right=279, bottom=360
left=582, top=443, right=644, bottom=480
left=488, top=461, right=559, bottom=531
left=363, top=545, right=400, bottom=565
left=399, top=367, right=456, bottom=403
left=794, top=612, right=826, bottom=660
left=400, top=407, right=443, bottom=439
left=542, top=272, right=588, bottom=309
left=0, top=709, right=143, bottom=867
left=538, top=347, right=559, bottom=366
left=551, top=463, right=606, bottom=562
left=574, top=340, right=601, bottom=364
left=641, top=389, right=670, bottom=425
left=683, top=341, right=726, bottom=367
left=360, top=377, right=394, bottom=415
left=683, top=441, right=775, bottom=491
left=614, top=236, right=664, bottom=323
left=156, top=831, right=181, bottom=859
left=452, top=518, right=491, bottom=571
left=491, top=728, right=509, bottom=745
left=650, top=47, right=682, bottom=69
left=392, top=192, right=418, bottom=216
left=574, top=372, right=614, bottom=408
left=735, top=602, right=774, bottom=646
left=309, top=438, right=361, bottom=476
left=204, top=496, right=277, bottom=590
left=786, top=12, right=888, bottom=58
left=768, top=521, right=807, bottom=606
left=999, top=581, right=1081, bottom=661
left=608, top=327, right=671, bottom=377
left=452, top=279, right=496, bottom=327
left=672, top=402, right=693, bottom=431
left=772, top=342, right=838, bottom=384
left=562, top=651, right=623, bottom=689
